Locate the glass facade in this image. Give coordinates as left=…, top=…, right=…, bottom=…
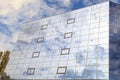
left=109, top=2, right=120, bottom=80
left=5, top=1, right=111, bottom=80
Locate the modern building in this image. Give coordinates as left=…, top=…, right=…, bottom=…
left=5, top=1, right=120, bottom=80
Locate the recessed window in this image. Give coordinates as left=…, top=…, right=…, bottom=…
left=57, top=66, right=67, bottom=74
left=61, top=48, right=70, bottom=55
left=67, top=18, right=75, bottom=24
left=41, top=24, right=48, bottom=30
left=27, top=68, right=35, bottom=75
left=32, top=52, right=40, bottom=58
left=37, top=37, right=44, bottom=43
left=64, top=32, right=73, bottom=39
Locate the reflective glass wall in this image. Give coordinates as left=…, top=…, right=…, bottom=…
left=109, top=2, right=120, bottom=80
left=5, top=1, right=109, bottom=79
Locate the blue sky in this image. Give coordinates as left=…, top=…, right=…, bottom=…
left=0, top=0, right=119, bottom=50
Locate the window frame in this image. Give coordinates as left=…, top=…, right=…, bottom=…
left=41, top=24, right=48, bottom=30
left=61, top=48, right=70, bottom=55
left=67, top=18, right=75, bottom=24
left=27, top=68, right=35, bottom=75
left=64, top=32, right=73, bottom=39
left=36, top=37, right=44, bottom=43
left=32, top=52, right=40, bottom=58
left=57, top=66, right=67, bottom=74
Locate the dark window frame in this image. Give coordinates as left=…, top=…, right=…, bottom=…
left=32, top=52, right=40, bottom=58
left=37, top=37, right=44, bottom=43
left=27, top=68, right=35, bottom=75
left=41, top=24, right=48, bottom=30
left=57, top=66, right=67, bottom=74
left=61, top=48, right=70, bottom=55
left=67, top=18, right=75, bottom=24
left=64, top=32, right=73, bottom=39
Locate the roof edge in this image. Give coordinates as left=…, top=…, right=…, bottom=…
left=22, top=1, right=110, bottom=24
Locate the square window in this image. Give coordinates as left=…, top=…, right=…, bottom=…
left=61, top=48, right=70, bottom=55
left=41, top=24, right=48, bottom=30
left=57, top=67, right=67, bottom=74
left=27, top=68, right=35, bottom=75
left=64, top=32, right=72, bottom=38
left=37, top=37, right=44, bottom=43
left=32, top=52, right=40, bottom=58
left=67, top=18, right=75, bottom=24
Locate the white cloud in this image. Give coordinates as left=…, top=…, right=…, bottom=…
left=0, top=0, right=74, bottom=51
left=0, top=33, right=13, bottom=51
left=62, top=0, right=71, bottom=7
left=0, top=0, right=119, bottom=51
left=0, top=0, right=73, bottom=25
left=11, top=31, right=20, bottom=43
